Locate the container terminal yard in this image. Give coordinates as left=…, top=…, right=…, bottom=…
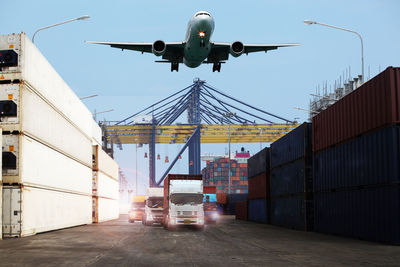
left=1, top=1, right=400, bottom=267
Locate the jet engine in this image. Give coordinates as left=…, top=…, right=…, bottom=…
left=152, top=40, right=166, bottom=56
left=229, top=41, right=244, bottom=57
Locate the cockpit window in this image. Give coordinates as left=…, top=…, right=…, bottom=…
left=195, top=12, right=210, bottom=17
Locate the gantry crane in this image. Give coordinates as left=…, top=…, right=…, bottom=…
left=104, top=79, right=299, bottom=187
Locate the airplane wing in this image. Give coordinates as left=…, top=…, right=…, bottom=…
left=86, top=41, right=185, bottom=62
left=207, top=42, right=299, bottom=63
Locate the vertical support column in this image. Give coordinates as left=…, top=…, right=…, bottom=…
left=188, top=79, right=202, bottom=175
left=149, top=120, right=156, bottom=187
left=188, top=129, right=201, bottom=174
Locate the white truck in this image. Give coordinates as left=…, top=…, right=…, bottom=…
left=142, top=187, right=164, bottom=226
left=163, top=174, right=205, bottom=230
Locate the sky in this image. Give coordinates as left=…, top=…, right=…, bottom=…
left=2, top=0, right=400, bottom=195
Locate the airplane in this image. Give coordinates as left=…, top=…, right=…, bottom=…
left=86, top=11, right=299, bottom=72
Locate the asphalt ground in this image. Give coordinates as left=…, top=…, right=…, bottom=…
left=0, top=215, right=400, bottom=266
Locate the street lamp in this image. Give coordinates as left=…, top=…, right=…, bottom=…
left=304, top=20, right=364, bottom=83
left=224, top=112, right=235, bottom=194
left=80, top=94, right=98, bottom=100
left=32, top=15, right=90, bottom=43
left=93, top=109, right=113, bottom=121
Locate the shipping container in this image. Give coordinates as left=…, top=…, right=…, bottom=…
left=314, top=185, right=400, bottom=244
left=93, top=171, right=119, bottom=200
left=312, top=67, right=400, bottom=152
left=92, top=119, right=102, bottom=146
left=92, top=196, right=119, bottom=223
left=271, top=123, right=312, bottom=169
left=203, top=186, right=216, bottom=194
left=2, top=185, right=91, bottom=238
left=247, top=147, right=270, bottom=178
left=270, top=158, right=312, bottom=197
left=0, top=33, right=93, bottom=138
left=270, top=195, right=313, bottom=231
left=93, top=145, right=119, bottom=179
left=235, top=201, right=247, bottom=220
left=216, top=193, right=227, bottom=204
left=0, top=83, right=92, bottom=167
left=2, top=134, right=92, bottom=195
left=248, top=199, right=267, bottom=223
left=226, top=193, right=248, bottom=215
left=248, top=172, right=270, bottom=199
left=313, top=125, right=400, bottom=192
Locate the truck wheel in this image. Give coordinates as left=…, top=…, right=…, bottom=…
left=129, top=219, right=134, bottom=223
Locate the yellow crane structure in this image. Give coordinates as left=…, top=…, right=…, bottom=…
left=103, top=79, right=299, bottom=186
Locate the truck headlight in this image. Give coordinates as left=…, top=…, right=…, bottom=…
left=170, top=217, right=175, bottom=225
left=212, top=212, right=219, bottom=219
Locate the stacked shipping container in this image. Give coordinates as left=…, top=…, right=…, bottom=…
left=247, top=148, right=270, bottom=223
left=270, top=123, right=313, bottom=231
left=202, top=157, right=248, bottom=194
left=0, top=33, right=118, bottom=237
left=313, top=67, right=400, bottom=244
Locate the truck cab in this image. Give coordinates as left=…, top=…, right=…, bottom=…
left=163, top=175, right=205, bottom=230
left=128, top=195, right=145, bottom=223
left=142, top=187, right=164, bottom=226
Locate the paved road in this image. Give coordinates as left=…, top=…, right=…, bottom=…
left=1, top=215, right=400, bottom=266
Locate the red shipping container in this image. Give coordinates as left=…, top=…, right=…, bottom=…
left=313, top=67, right=400, bottom=152
left=248, top=172, right=270, bottom=200
left=204, top=186, right=216, bottom=194
left=235, top=201, right=248, bottom=220
left=217, top=193, right=227, bottom=204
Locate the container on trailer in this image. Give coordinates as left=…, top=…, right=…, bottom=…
left=2, top=134, right=92, bottom=195
left=314, top=125, right=400, bottom=191
left=248, top=198, right=268, bottom=223
left=312, top=67, right=400, bottom=153
left=248, top=172, right=270, bottom=200
left=247, top=147, right=270, bottom=178
left=0, top=33, right=93, bottom=137
left=314, top=185, right=400, bottom=244
left=270, top=122, right=312, bottom=169
left=235, top=201, right=248, bottom=220
left=0, top=83, right=92, bottom=167
left=216, top=192, right=227, bottom=204
left=2, top=185, right=92, bottom=238
left=203, top=186, right=216, bottom=194
left=226, top=193, right=248, bottom=215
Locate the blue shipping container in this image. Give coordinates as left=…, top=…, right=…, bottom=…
left=248, top=199, right=267, bottom=223
left=314, top=185, right=400, bottom=244
left=271, top=123, right=312, bottom=169
left=226, top=194, right=248, bottom=215
left=271, top=195, right=309, bottom=230
left=313, top=126, right=400, bottom=191
left=248, top=147, right=270, bottom=178
left=270, top=158, right=310, bottom=197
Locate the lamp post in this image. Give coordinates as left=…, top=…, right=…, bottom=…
left=304, top=20, right=364, bottom=83
left=224, top=112, right=235, bottom=194
left=32, top=15, right=90, bottom=43
left=93, top=109, right=113, bottom=121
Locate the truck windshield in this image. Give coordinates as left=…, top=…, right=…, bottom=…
left=170, top=193, right=203, bottom=205
left=147, top=197, right=163, bottom=208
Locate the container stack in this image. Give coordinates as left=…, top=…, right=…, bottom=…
left=270, top=123, right=313, bottom=231
left=202, top=157, right=248, bottom=194
left=313, top=67, right=400, bottom=244
left=92, top=145, right=119, bottom=223
left=246, top=148, right=270, bottom=223
left=0, top=33, right=105, bottom=237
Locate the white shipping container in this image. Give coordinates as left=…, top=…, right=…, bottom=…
left=0, top=33, right=93, bottom=137
left=0, top=83, right=92, bottom=167
left=92, top=197, right=119, bottom=223
left=3, top=134, right=92, bottom=195
left=2, top=185, right=92, bottom=237
left=92, top=119, right=102, bottom=146
left=93, top=171, right=119, bottom=200
left=93, top=145, right=119, bottom=179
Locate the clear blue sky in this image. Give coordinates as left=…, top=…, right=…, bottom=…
left=2, top=0, right=400, bottom=195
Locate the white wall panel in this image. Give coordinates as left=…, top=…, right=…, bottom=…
left=97, top=197, right=119, bottom=223
left=95, top=171, right=119, bottom=200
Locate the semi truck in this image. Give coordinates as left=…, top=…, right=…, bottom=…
left=142, top=187, right=164, bottom=226
left=203, top=186, right=219, bottom=223
left=163, top=174, right=205, bottom=230
left=128, top=195, right=145, bottom=223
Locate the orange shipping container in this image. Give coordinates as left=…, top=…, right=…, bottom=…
left=217, top=193, right=227, bottom=204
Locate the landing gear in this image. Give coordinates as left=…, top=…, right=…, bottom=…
left=200, top=39, right=205, bottom=47
left=171, top=62, right=179, bottom=72
left=212, top=62, right=221, bottom=72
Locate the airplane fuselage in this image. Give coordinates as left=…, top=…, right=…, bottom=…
left=183, top=12, right=215, bottom=68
